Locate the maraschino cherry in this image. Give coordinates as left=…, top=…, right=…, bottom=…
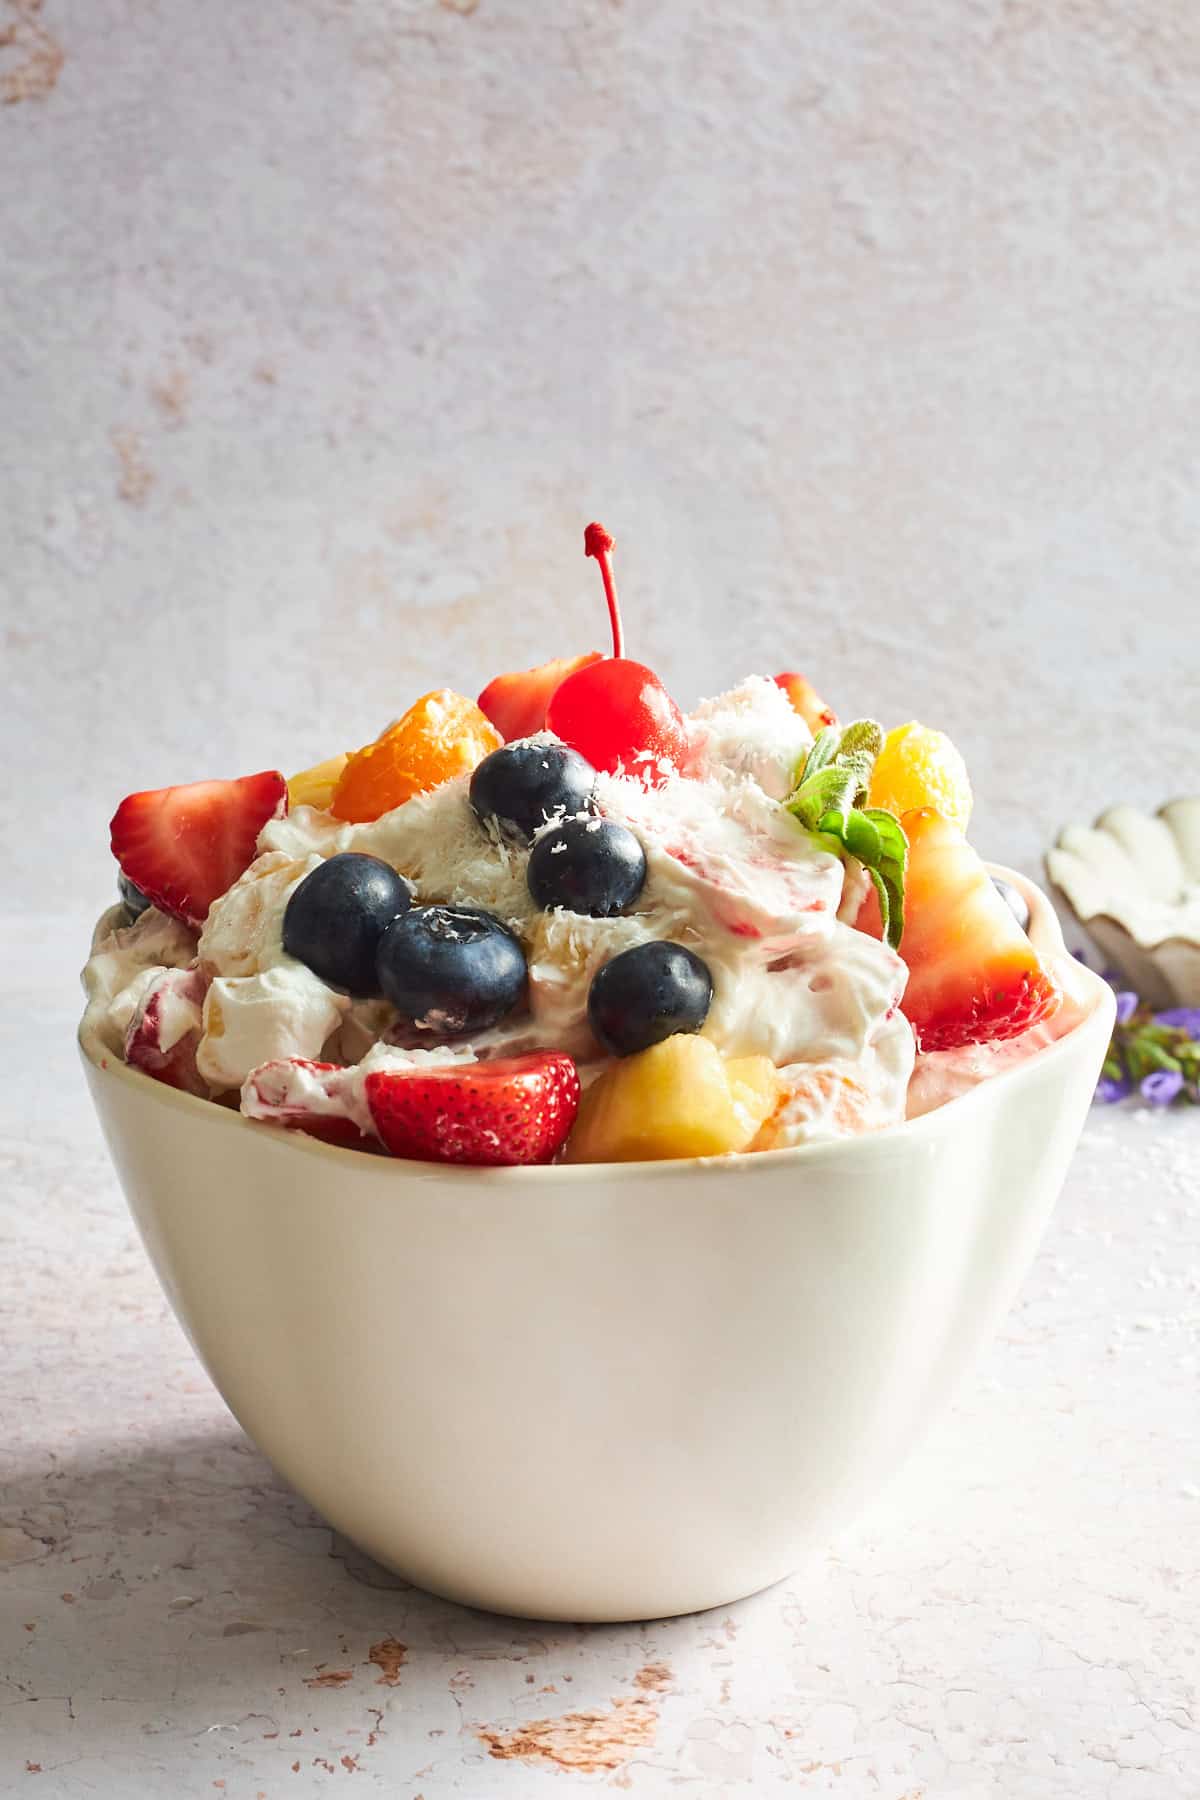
left=545, top=523, right=687, bottom=784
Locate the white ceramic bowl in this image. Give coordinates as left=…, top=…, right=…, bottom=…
left=80, top=870, right=1113, bottom=1622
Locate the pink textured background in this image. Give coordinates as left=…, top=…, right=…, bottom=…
left=2, top=0, right=1196, bottom=914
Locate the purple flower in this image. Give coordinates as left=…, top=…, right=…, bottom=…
left=1140, top=1069, right=1185, bottom=1107
left=1095, top=1075, right=1131, bottom=1104
left=1155, top=1007, right=1200, bottom=1038
left=1114, top=990, right=1139, bottom=1025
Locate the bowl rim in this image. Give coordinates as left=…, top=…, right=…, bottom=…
left=79, top=866, right=1115, bottom=1185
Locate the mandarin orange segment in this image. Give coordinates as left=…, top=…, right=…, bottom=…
left=330, top=690, right=503, bottom=824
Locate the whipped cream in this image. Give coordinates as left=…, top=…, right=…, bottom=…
left=198, top=966, right=350, bottom=1092
left=754, top=1016, right=915, bottom=1149
left=198, top=850, right=325, bottom=977
left=687, top=675, right=814, bottom=801
left=81, top=905, right=200, bottom=1053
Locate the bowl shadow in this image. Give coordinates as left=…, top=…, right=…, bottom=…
left=2, top=1424, right=713, bottom=1770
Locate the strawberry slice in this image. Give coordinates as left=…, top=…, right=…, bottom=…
left=773, top=672, right=838, bottom=734
left=364, top=1052, right=581, bottom=1166
left=478, top=653, right=603, bottom=743
left=858, top=807, right=1060, bottom=1051
left=110, top=770, right=288, bottom=927
left=125, top=966, right=210, bottom=1095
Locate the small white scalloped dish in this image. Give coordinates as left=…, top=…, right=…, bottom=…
left=1046, top=797, right=1200, bottom=1008
left=80, top=869, right=1112, bottom=1622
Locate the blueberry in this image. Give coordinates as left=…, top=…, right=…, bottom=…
left=376, top=904, right=527, bottom=1035
left=470, top=740, right=597, bottom=843
left=588, top=940, right=714, bottom=1057
left=283, top=853, right=412, bottom=996
left=992, top=877, right=1030, bottom=933
left=527, top=815, right=647, bottom=917
left=118, top=871, right=152, bottom=920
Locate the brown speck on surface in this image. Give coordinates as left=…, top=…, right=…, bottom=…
left=304, top=1668, right=353, bottom=1689
left=253, top=361, right=278, bottom=385
left=23, top=1622, right=35, bottom=1630
left=537, top=1684, right=557, bottom=1695
left=150, top=366, right=189, bottom=425
left=367, top=1636, right=406, bottom=1686
left=632, top=1661, right=672, bottom=1694
left=438, top=0, right=478, bottom=12
left=313, top=1758, right=336, bottom=1774
left=0, top=0, right=63, bottom=104
left=289, top=1729, right=302, bottom=1737
left=477, top=1696, right=658, bottom=1773
left=110, top=429, right=154, bottom=506
left=340, top=1756, right=359, bottom=1773
left=447, top=1669, right=473, bottom=1695
left=290, top=1762, right=300, bottom=1774
left=59, top=1592, right=75, bottom=1603
left=24, top=1764, right=41, bottom=1775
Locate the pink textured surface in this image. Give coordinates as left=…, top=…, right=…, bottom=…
left=1, top=0, right=1195, bottom=920
left=3, top=5, right=1199, bottom=1792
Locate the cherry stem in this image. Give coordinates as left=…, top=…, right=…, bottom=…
left=584, top=521, right=624, bottom=659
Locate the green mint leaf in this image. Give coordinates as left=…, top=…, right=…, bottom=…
left=787, top=766, right=859, bottom=831
left=867, top=869, right=894, bottom=945
left=838, top=749, right=876, bottom=803
left=832, top=806, right=882, bottom=866
left=813, top=805, right=908, bottom=950
left=837, top=721, right=884, bottom=803
left=789, top=719, right=884, bottom=808
left=838, top=719, right=884, bottom=761
left=799, top=725, right=842, bottom=783
left=782, top=719, right=904, bottom=947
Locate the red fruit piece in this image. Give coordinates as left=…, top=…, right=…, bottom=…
left=774, top=672, right=838, bottom=734
left=478, top=652, right=603, bottom=742
left=545, top=523, right=687, bottom=784
left=365, top=1052, right=581, bottom=1166
left=241, top=1058, right=369, bottom=1148
left=110, top=770, right=288, bottom=928
left=548, top=659, right=688, bottom=784
left=858, top=807, right=1060, bottom=1051
left=125, top=966, right=209, bottom=1095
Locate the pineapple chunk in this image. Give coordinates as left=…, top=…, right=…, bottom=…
left=566, top=1035, right=780, bottom=1163
left=287, top=753, right=349, bottom=812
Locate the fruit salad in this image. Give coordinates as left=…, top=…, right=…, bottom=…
left=82, top=525, right=1084, bottom=1167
